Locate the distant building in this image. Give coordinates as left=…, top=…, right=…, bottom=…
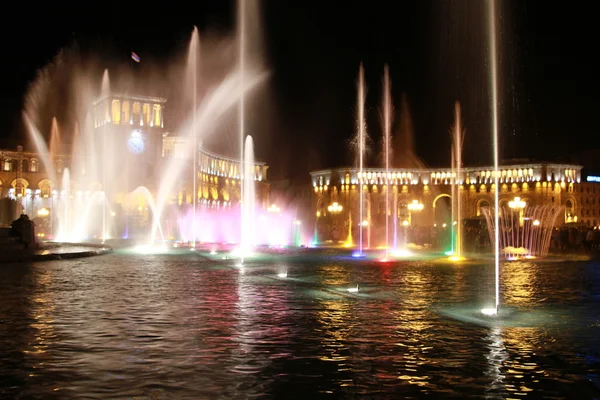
left=310, top=162, right=597, bottom=244
left=0, top=92, right=270, bottom=238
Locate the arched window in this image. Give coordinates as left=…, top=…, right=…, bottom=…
left=477, top=200, right=490, bottom=216
left=56, top=160, right=64, bottom=174
left=12, top=178, right=28, bottom=197
left=565, top=200, right=574, bottom=221
left=22, top=159, right=28, bottom=173
left=30, top=159, right=38, bottom=172
left=38, top=179, right=53, bottom=198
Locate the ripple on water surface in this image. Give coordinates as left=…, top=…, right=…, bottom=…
left=0, top=253, right=599, bottom=398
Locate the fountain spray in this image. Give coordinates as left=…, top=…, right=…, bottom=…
left=190, top=27, right=199, bottom=249
left=238, top=0, right=246, bottom=264
left=452, top=102, right=464, bottom=260
left=382, top=65, right=392, bottom=259
left=488, top=0, right=500, bottom=314
left=357, top=63, right=366, bottom=256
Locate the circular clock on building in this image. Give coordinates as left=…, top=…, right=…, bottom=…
left=127, top=130, right=145, bottom=154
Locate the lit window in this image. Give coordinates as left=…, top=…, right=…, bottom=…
left=30, top=159, right=38, bottom=172
left=122, top=101, right=130, bottom=123
left=142, top=104, right=151, bottom=125
left=111, top=100, right=121, bottom=123
left=153, top=104, right=161, bottom=126
left=132, top=102, right=141, bottom=123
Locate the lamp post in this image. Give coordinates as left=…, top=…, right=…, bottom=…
left=508, top=196, right=526, bottom=226
left=407, top=200, right=424, bottom=225
left=328, top=202, right=343, bottom=243
left=406, top=200, right=424, bottom=248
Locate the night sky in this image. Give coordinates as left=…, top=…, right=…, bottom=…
left=1, top=1, right=598, bottom=181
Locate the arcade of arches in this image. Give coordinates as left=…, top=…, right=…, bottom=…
left=311, top=163, right=600, bottom=244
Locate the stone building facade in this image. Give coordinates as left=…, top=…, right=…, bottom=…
left=310, top=163, right=592, bottom=245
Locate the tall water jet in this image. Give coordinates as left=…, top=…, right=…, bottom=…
left=239, top=135, right=256, bottom=258
left=238, top=0, right=247, bottom=262
left=381, top=65, right=393, bottom=259
left=451, top=102, right=464, bottom=260
left=188, top=26, right=200, bottom=248
left=100, top=69, right=110, bottom=242
left=356, top=63, right=367, bottom=255
left=488, top=0, right=501, bottom=314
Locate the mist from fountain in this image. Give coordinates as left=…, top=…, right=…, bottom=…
left=49, top=118, right=61, bottom=157
left=19, top=1, right=307, bottom=252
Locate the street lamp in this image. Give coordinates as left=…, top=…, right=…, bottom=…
left=407, top=200, right=424, bottom=212
left=406, top=200, right=424, bottom=225
left=328, top=202, right=343, bottom=213
left=509, top=196, right=526, bottom=226
left=267, top=204, right=281, bottom=213
left=508, top=197, right=526, bottom=209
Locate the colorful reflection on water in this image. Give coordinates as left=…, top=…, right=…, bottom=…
left=0, top=251, right=599, bottom=398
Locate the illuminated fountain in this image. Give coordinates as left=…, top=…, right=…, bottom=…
left=238, top=0, right=247, bottom=261
left=239, top=136, right=256, bottom=260
left=18, top=0, right=305, bottom=251
left=449, top=102, right=465, bottom=261
left=354, top=63, right=367, bottom=256
left=381, top=64, right=393, bottom=261
left=482, top=199, right=563, bottom=260
left=488, top=0, right=501, bottom=316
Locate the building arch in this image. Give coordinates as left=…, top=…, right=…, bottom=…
left=432, top=193, right=451, bottom=209
left=564, top=195, right=577, bottom=222
left=37, top=179, right=54, bottom=198
left=475, top=196, right=491, bottom=216
left=11, top=178, right=29, bottom=197
left=220, top=188, right=230, bottom=202
left=230, top=187, right=241, bottom=203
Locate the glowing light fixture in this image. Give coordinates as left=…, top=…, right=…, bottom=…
left=508, top=197, right=526, bottom=209
left=407, top=200, right=424, bottom=211
left=267, top=204, right=281, bottom=213
left=328, top=202, right=343, bottom=213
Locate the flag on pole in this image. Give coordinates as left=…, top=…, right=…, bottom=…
left=131, top=52, right=140, bottom=62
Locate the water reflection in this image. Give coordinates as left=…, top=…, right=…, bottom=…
left=484, top=327, right=508, bottom=398
left=0, top=253, right=599, bottom=398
